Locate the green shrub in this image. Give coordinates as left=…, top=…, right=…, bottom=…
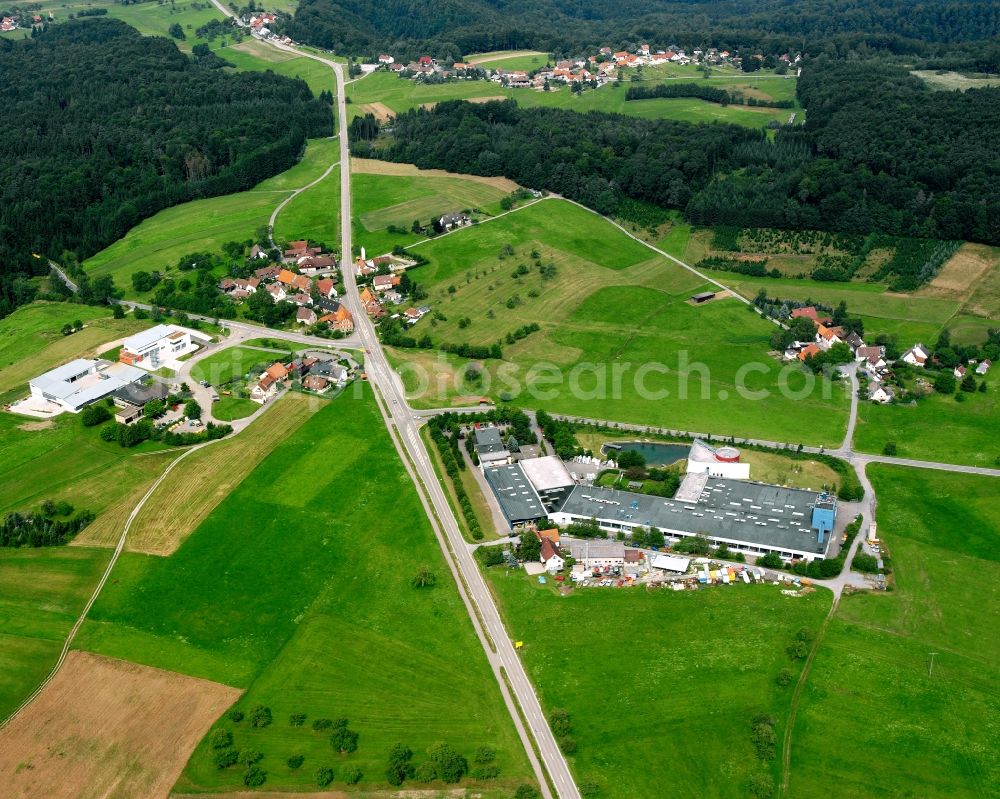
left=287, top=754, right=304, bottom=769
left=315, top=767, right=334, bottom=787
left=249, top=705, right=272, bottom=728
left=558, top=735, right=577, bottom=754
left=344, top=766, right=363, bottom=784
left=227, top=709, right=244, bottom=723
left=549, top=708, right=572, bottom=737
left=472, top=763, right=501, bottom=779
left=212, top=748, right=238, bottom=769
left=312, top=717, right=333, bottom=731
left=474, top=745, right=496, bottom=764
left=81, top=404, right=111, bottom=427
left=515, top=786, right=541, bottom=799
left=414, top=761, right=438, bottom=782
left=289, top=712, right=306, bottom=726
left=239, top=749, right=263, bottom=766
left=426, top=742, right=467, bottom=783
left=210, top=729, right=232, bottom=749
left=243, top=765, right=266, bottom=787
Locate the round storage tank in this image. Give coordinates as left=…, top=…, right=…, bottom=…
left=715, top=446, right=741, bottom=463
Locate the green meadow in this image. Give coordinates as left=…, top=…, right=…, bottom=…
left=210, top=396, right=258, bottom=421
left=789, top=465, right=1000, bottom=798
left=488, top=572, right=830, bottom=798
left=84, top=138, right=340, bottom=298
left=347, top=68, right=799, bottom=128
left=853, top=371, right=1000, bottom=466
left=352, top=171, right=510, bottom=255
left=74, top=387, right=533, bottom=792
left=190, top=346, right=279, bottom=386
left=0, top=546, right=110, bottom=720
left=273, top=164, right=341, bottom=246
left=396, top=200, right=850, bottom=444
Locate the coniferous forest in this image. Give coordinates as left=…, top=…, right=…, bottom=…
left=0, top=19, right=331, bottom=318
left=373, top=59, right=1000, bottom=247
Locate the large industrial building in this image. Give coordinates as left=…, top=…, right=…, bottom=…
left=28, top=358, right=147, bottom=414
left=482, top=452, right=839, bottom=562
left=549, top=476, right=836, bottom=561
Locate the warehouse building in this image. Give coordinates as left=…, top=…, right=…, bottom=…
left=28, top=358, right=146, bottom=414
left=549, top=476, right=836, bottom=561
left=519, top=455, right=576, bottom=512
left=482, top=462, right=545, bottom=528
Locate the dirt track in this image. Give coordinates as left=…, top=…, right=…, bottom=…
left=0, top=651, right=239, bottom=799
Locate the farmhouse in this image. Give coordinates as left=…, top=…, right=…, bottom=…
left=540, top=537, right=565, bottom=573
left=254, top=264, right=281, bottom=281
left=29, top=359, right=146, bottom=414
left=474, top=426, right=511, bottom=465
left=296, top=307, right=317, bottom=326
left=686, top=439, right=751, bottom=480
left=869, top=383, right=894, bottom=404
left=798, top=343, right=821, bottom=361
left=316, top=278, right=337, bottom=298
left=976, top=359, right=991, bottom=375
left=119, top=325, right=205, bottom=369
left=372, top=274, right=400, bottom=292
left=437, top=212, right=470, bottom=231
left=482, top=462, right=546, bottom=528
left=549, top=478, right=838, bottom=562
left=901, top=343, right=929, bottom=367
left=297, top=255, right=337, bottom=276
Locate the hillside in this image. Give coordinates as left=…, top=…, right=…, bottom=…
left=0, top=18, right=332, bottom=319
left=287, top=0, right=1000, bottom=57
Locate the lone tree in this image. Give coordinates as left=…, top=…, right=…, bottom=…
left=411, top=566, right=437, bottom=588
left=184, top=399, right=202, bottom=420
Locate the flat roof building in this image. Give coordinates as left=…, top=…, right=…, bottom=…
left=474, top=426, right=511, bottom=465
left=550, top=477, right=835, bottom=561
left=519, top=455, right=576, bottom=512
left=119, top=324, right=205, bottom=369
left=29, top=359, right=146, bottom=413
left=482, top=462, right=545, bottom=528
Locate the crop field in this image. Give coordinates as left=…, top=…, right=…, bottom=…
left=347, top=69, right=799, bottom=128
left=0, top=547, right=110, bottom=721
left=912, top=69, right=1000, bottom=91
left=352, top=169, right=512, bottom=255
left=74, top=386, right=533, bottom=792
left=100, top=392, right=318, bottom=555
left=789, top=465, right=1000, bottom=798
left=0, top=651, right=240, bottom=798
left=273, top=164, right=340, bottom=246
left=0, top=304, right=150, bottom=401
left=396, top=200, right=850, bottom=443
left=488, top=571, right=830, bottom=798
left=853, top=370, right=999, bottom=466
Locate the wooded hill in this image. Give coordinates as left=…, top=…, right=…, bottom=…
left=374, top=59, right=1000, bottom=254
left=0, top=19, right=332, bottom=319
left=286, top=0, right=1000, bottom=61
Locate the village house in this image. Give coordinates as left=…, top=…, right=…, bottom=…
left=296, top=307, right=317, bottom=325
left=251, top=373, right=279, bottom=403
left=277, top=269, right=312, bottom=293
left=382, top=289, right=403, bottom=305
left=372, top=274, right=401, bottom=292
left=302, top=374, right=331, bottom=393
left=266, top=283, right=287, bottom=302
left=954, top=364, right=967, bottom=379
left=297, top=254, right=337, bottom=276
left=815, top=324, right=845, bottom=350
left=901, top=343, right=930, bottom=367
left=318, top=303, right=354, bottom=333
left=289, top=292, right=313, bottom=307
left=438, top=212, right=470, bottom=231
left=540, top=537, right=564, bottom=573
left=797, top=343, right=821, bottom=362
left=316, top=278, right=337, bottom=299
left=790, top=306, right=832, bottom=325
left=869, top=382, right=894, bottom=404
left=976, top=359, right=992, bottom=375
left=378, top=54, right=394, bottom=64
left=254, top=264, right=281, bottom=281
left=249, top=244, right=268, bottom=260
left=283, top=240, right=322, bottom=261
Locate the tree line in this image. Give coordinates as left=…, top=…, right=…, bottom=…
left=284, top=0, right=1000, bottom=64
left=0, top=18, right=332, bottom=319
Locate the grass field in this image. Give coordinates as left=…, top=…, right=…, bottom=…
left=853, top=370, right=1000, bottom=466
left=210, top=396, right=258, bottom=421
left=913, top=69, right=1000, bottom=91
left=75, top=386, right=533, bottom=792
left=273, top=164, right=340, bottom=246
left=347, top=68, right=800, bottom=129
left=394, top=199, right=850, bottom=444
left=0, top=546, right=110, bottom=720
left=352, top=170, right=512, bottom=255
left=0, top=303, right=151, bottom=401
left=95, top=392, right=319, bottom=555
left=190, top=346, right=281, bottom=386
left=488, top=571, right=831, bottom=798
left=83, top=137, right=340, bottom=299
left=221, top=38, right=335, bottom=96
left=789, top=465, right=1000, bottom=797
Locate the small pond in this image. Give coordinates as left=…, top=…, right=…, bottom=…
left=602, top=441, right=690, bottom=467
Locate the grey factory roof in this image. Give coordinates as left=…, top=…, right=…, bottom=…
left=554, top=478, right=830, bottom=555
left=474, top=427, right=506, bottom=453
left=482, top=463, right=544, bottom=523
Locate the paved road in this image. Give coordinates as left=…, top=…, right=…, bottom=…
left=233, top=30, right=579, bottom=799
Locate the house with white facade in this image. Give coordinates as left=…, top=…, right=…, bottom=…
left=119, top=325, right=206, bottom=370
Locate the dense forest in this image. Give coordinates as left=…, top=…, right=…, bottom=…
left=0, top=19, right=331, bottom=319
left=286, top=0, right=1000, bottom=62
left=374, top=60, right=1000, bottom=249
